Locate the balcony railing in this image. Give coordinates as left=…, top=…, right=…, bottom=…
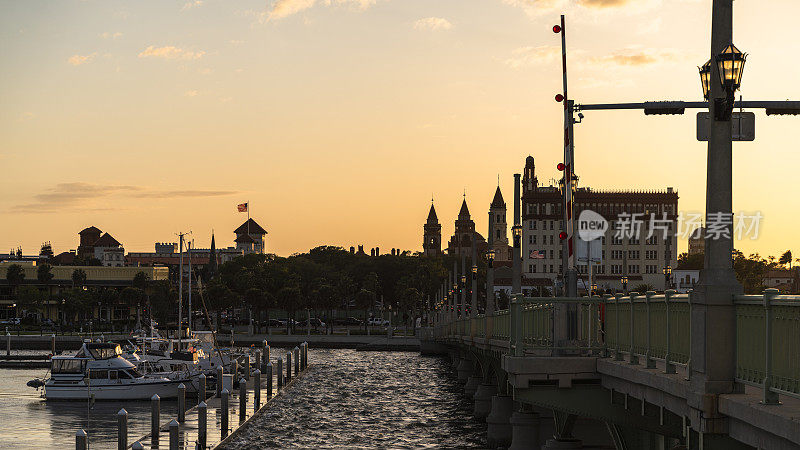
left=433, top=288, right=800, bottom=404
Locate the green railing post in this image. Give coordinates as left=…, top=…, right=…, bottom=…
left=588, top=297, right=594, bottom=353
left=685, top=290, right=693, bottom=381
left=510, top=295, right=523, bottom=357
left=601, top=294, right=611, bottom=358
left=629, top=294, right=639, bottom=365
left=645, top=291, right=656, bottom=369
left=664, top=289, right=676, bottom=374
left=762, top=288, right=780, bottom=405
left=615, top=294, right=623, bottom=361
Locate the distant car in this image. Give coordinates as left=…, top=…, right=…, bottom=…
left=367, top=318, right=389, bottom=326
left=298, top=318, right=326, bottom=328
left=0, top=318, right=20, bottom=326
left=331, top=317, right=362, bottom=326
left=263, top=319, right=284, bottom=327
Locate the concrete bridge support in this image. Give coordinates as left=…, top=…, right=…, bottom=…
left=486, top=395, right=514, bottom=448
left=473, top=382, right=497, bottom=420
left=464, top=374, right=481, bottom=399
left=508, top=407, right=541, bottom=450
left=456, top=357, right=473, bottom=383
left=542, top=411, right=583, bottom=450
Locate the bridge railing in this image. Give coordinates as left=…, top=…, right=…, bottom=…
left=734, top=289, right=800, bottom=403
left=434, top=288, right=800, bottom=403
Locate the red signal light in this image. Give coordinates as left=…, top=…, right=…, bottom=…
left=553, top=25, right=561, bottom=33
left=557, top=163, right=565, bottom=171
left=559, top=232, right=567, bottom=240
left=555, top=94, right=564, bottom=102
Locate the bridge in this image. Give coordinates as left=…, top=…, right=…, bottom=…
left=421, top=289, right=800, bottom=449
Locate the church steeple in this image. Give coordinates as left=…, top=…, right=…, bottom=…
left=458, top=199, right=471, bottom=219
left=423, top=200, right=442, bottom=257
left=489, top=187, right=509, bottom=262
left=207, top=231, right=218, bottom=279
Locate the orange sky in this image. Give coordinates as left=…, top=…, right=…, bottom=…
left=1, top=0, right=798, bottom=259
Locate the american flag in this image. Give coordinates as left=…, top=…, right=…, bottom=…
left=237, top=202, right=248, bottom=213
left=530, top=250, right=546, bottom=259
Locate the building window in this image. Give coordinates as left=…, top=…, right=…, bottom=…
left=629, top=238, right=640, bottom=245
left=628, top=264, right=640, bottom=274
left=532, top=235, right=537, bottom=245
left=549, top=265, right=554, bottom=273
left=528, top=264, right=533, bottom=272
left=612, top=236, right=622, bottom=245
left=611, top=264, right=622, bottom=275
left=611, top=250, right=623, bottom=259
left=532, top=264, right=537, bottom=273
left=549, top=235, right=554, bottom=245
left=646, top=235, right=657, bottom=245
left=646, top=250, right=657, bottom=260
left=628, top=250, right=640, bottom=260
left=497, top=230, right=501, bottom=239
left=645, top=265, right=658, bottom=274
left=549, top=220, right=554, bottom=230
left=549, top=250, right=554, bottom=259
left=532, top=220, right=537, bottom=230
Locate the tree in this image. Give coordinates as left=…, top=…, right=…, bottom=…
left=277, top=285, right=301, bottom=334
left=677, top=252, right=704, bottom=270
left=399, top=287, right=422, bottom=336
left=71, top=269, right=87, bottom=288
left=37, top=263, right=54, bottom=321
left=779, top=250, right=793, bottom=270
left=355, top=289, right=375, bottom=334
left=120, top=287, right=145, bottom=330
left=17, top=286, right=43, bottom=318
left=6, top=264, right=25, bottom=296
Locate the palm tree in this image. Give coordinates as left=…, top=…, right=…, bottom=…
left=779, top=250, right=793, bottom=270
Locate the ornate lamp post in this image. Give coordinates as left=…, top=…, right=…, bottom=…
left=459, top=275, right=466, bottom=317
left=710, top=43, right=747, bottom=120
left=698, top=59, right=712, bottom=100
left=663, top=265, right=673, bottom=291
left=621, top=275, right=628, bottom=295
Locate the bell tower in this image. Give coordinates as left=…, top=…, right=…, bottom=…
left=423, top=201, right=442, bottom=256
left=489, top=186, right=509, bottom=261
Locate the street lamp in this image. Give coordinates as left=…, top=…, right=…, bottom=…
left=709, top=43, right=747, bottom=121
left=512, top=225, right=522, bottom=248
left=698, top=59, right=711, bottom=100
left=471, top=265, right=478, bottom=280
left=590, top=283, right=597, bottom=296
left=663, top=265, right=673, bottom=290
left=487, top=249, right=495, bottom=269
left=621, top=275, right=628, bottom=294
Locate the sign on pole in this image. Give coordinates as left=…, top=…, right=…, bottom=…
left=696, top=112, right=755, bottom=141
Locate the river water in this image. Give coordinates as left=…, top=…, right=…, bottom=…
left=221, top=349, right=486, bottom=449
left=0, top=349, right=485, bottom=449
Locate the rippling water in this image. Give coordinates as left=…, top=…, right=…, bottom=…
left=0, top=367, right=181, bottom=449
left=221, top=349, right=486, bottom=449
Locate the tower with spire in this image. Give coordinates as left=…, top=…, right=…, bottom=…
left=489, top=186, right=511, bottom=262
left=446, top=196, right=487, bottom=257
left=207, top=231, right=218, bottom=279
left=423, top=201, right=442, bottom=257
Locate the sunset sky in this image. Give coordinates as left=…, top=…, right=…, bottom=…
left=1, top=0, right=798, bottom=259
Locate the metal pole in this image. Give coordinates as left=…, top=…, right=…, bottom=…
left=239, top=377, right=247, bottom=421
left=254, top=369, right=261, bottom=410
left=187, top=240, right=192, bottom=334
left=645, top=292, right=655, bottom=369
left=168, top=419, right=179, bottom=450
left=216, top=365, right=223, bottom=397
left=6, top=331, right=9, bottom=356
left=198, top=373, right=206, bottom=404
left=512, top=174, right=522, bottom=295
left=198, top=401, right=207, bottom=449
left=245, top=354, right=251, bottom=381
left=267, top=361, right=273, bottom=397
left=117, top=409, right=127, bottom=450
left=629, top=294, right=638, bottom=365
left=75, top=429, right=87, bottom=450
left=51, top=334, right=55, bottom=355
left=664, top=290, right=676, bottom=374
left=277, top=357, right=283, bottom=389
left=763, top=289, right=780, bottom=404
left=286, top=351, right=292, bottom=381
left=151, top=394, right=160, bottom=447
left=221, top=389, right=229, bottom=439
left=177, top=383, right=186, bottom=422
left=178, top=234, right=183, bottom=348
left=294, top=346, right=299, bottom=376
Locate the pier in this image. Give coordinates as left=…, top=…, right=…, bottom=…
left=71, top=342, right=310, bottom=450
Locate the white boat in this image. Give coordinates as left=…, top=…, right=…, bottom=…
left=45, top=342, right=188, bottom=401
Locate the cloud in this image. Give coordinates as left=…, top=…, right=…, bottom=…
left=67, top=52, right=97, bottom=66
left=138, top=45, right=205, bottom=61
left=184, top=90, right=199, bottom=97
left=11, top=183, right=238, bottom=213
left=576, top=0, right=630, bottom=7
left=504, top=45, right=559, bottom=68
left=99, top=32, right=123, bottom=40
left=131, top=190, right=238, bottom=199
left=182, top=0, right=203, bottom=10
left=413, top=17, right=452, bottom=31
left=591, top=49, right=674, bottom=66
left=264, top=0, right=376, bottom=21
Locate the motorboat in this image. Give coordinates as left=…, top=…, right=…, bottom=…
left=44, top=342, right=187, bottom=401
